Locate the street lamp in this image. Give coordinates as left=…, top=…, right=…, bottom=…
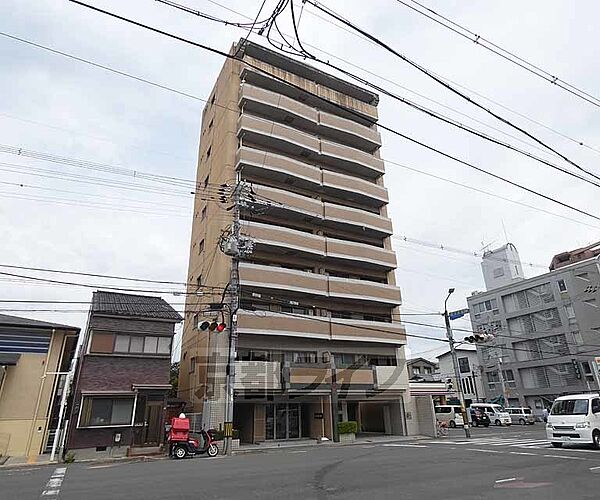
left=443, top=288, right=471, bottom=439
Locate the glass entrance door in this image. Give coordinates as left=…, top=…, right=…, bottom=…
left=266, top=403, right=302, bottom=440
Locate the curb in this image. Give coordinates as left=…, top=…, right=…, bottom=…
left=0, top=454, right=168, bottom=471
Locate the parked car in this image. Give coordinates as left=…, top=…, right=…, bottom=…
left=435, top=405, right=464, bottom=428
left=470, top=408, right=490, bottom=427
left=506, top=407, right=535, bottom=425
left=470, top=403, right=511, bottom=426
left=546, top=393, right=600, bottom=449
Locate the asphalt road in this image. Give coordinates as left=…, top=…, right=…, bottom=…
left=2, top=424, right=600, bottom=499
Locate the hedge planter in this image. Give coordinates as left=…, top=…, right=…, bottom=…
left=338, top=421, right=358, bottom=444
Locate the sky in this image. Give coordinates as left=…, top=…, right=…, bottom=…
left=1, top=0, right=599, bottom=362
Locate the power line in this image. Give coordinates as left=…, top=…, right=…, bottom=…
left=3, top=30, right=599, bottom=229
left=264, top=5, right=600, bottom=191
left=65, top=0, right=600, bottom=224
left=303, top=0, right=600, bottom=184
left=394, top=0, right=600, bottom=109
left=205, top=0, right=600, bottom=159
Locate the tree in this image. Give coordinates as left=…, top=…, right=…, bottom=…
left=169, top=362, right=180, bottom=398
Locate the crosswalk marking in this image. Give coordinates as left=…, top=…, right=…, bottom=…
left=430, top=437, right=553, bottom=449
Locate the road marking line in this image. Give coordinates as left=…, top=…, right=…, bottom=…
left=542, top=454, right=585, bottom=460
left=509, top=451, right=537, bottom=456
left=40, top=467, right=66, bottom=498
left=290, top=450, right=307, bottom=454
left=382, top=444, right=428, bottom=448
left=495, top=477, right=517, bottom=483
left=589, top=465, right=600, bottom=470
left=467, top=448, right=503, bottom=454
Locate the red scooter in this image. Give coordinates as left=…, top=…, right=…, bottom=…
left=167, top=415, right=219, bottom=459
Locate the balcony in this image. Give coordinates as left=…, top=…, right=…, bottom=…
left=320, top=139, right=384, bottom=179
left=242, top=221, right=396, bottom=270
left=322, top=170, right=388, bottom=208
left=243, top=221, right=326, bottom=259
left=234, top=361, right=282, bottom=390
left=240, top=83, right=381, bottom=152
left=373, top=365, right=409, bottom=391
left=328, top=276, right=402, bottom=305
left=330, top=318, right=405, bottom=344
left=251, top=184, right=323, bottom=222
left=237, top=146, right=387, bottom=209
left=236, top=146, right=321, bottom=191
left=237, top=309, right=331, bottom=340
left=239, top=262, right=328, bottom=297
left=240, top=61, right=379, bottom=125
left=326, top=237, right=397, bottom=270
left=243, top=221, right=397, bottom=270
left=238, top=115, right=384, bottom=179
left=288, top=366, right=374, bottom=391
left=323, top=202, right=392, bottom=237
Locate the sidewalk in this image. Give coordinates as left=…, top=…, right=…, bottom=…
left=0, top=453, right=165, bottom=471
left=236, top=434, right=432, bottom=454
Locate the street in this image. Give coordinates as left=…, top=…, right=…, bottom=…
left=2, top=425, right=600, bottom=499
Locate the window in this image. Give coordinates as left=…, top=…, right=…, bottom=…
left=193, top=313, right=199, bottom=330
left=493, top=267, right=505, bottom=278
left=157, top=337, right=171, bottom=354
left=196, top=275, right=202, bottom=290
left=206, top=146, right=211, bottom=159
left=201, top=206, right=207, bottom=220
left=189, top=357, right=196, bottom=373
left=592, top=399, right=600, bottom=414
left=144, top=336, right=158, bottom=354
left=458, top=357, right=470, bottom=374
left=130, top=336, right=144, bottom=353
left=210, top=93, right=215, bottom=105
left=204, top=175, right=209, bottom=188
left=413, top=367, right=421, bottom=375
left=208, top=118, right=214, bottom=129
left=557, top=279, right=567, bottom=292
left=79, top=397, right=134, bottom=427
left=424, top=367, right=432, bottom=374
left=292, top=351, right=317, bottom=364
left=565, top=303, right=575, bottom=319
left=114, top=335, right=130, bottom=353
left=198, top=239, right=205, bottom=254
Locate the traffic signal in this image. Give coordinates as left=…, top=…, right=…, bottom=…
left=572, top=358, right=582, bottom=379
left=464, top=333, right=494, bottom=343
left=199, top=320, right=227, bottom=332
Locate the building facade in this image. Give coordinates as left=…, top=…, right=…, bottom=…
left=407, top=358, right=439, bottom=382
left=467, top=253, right=600, bottom=414
left=66, top=292, right=181, bottom=459
left=0, top=314, right=79, bottom=459
left=436, top=347, right=485, bottom=406
left=179, top=40, right=413, bottom=443
left=481, top=243, right=525, bottom=291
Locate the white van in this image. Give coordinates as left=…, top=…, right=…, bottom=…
left=470, top=403, right=511, bottom=426
left=435, top=405, right=465, bottom=428
left=546, top=393, right=600, bottom=448
left=506, top=407, right=535, bottom=425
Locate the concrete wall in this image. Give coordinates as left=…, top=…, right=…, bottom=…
left=0, top=329, right=71, bottom=457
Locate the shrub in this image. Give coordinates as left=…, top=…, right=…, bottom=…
left=64, top=451, right=76, bottom=464
left=337, top=421, right=358, bottom=435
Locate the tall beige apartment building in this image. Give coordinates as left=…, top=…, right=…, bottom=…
left=179, top=40, right=411, bottom=443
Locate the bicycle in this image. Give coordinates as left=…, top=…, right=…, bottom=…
left=436, top=420, right=449, bottom=438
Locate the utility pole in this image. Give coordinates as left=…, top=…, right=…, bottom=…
left=329, top=352, right=339, bottom=443
left=443, top=288, right=471, bottom=439
left=223, top=179, right=242, bottom=456
left=497, top=357, right=509, bottom=407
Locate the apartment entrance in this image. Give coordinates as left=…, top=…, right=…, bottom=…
left=266, top=403, right=301, bottom=440
left=133, top=394, right=165, bottom=447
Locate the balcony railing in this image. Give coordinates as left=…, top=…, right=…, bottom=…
left=238, top=115, right=384, bottom=179
left=237, top=310, right=406, bottom=345
left=237, top=146, right=388, bottom=208
left=239, top=262, right=401, bottom=306
left=240, top=83, right=381, bottom=152
left=243, top=221, right=397, bottom=270
left=234, top=361, right=282, bottom=390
